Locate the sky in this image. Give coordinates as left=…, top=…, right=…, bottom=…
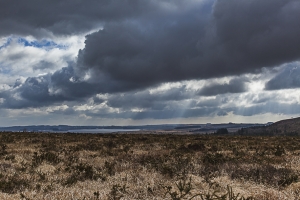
left=1, top=0, right=300, bottom=126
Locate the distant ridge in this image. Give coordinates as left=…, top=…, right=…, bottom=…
left=239, top=117, right=300, bottom=136
left=268, top=117, right=300, bottom=134
left=0, top=123, right=265, bottom=133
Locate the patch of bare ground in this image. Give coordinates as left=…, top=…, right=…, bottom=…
left=0, top=132, right=300, bottom=199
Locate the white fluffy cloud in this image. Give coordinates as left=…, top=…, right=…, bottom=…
left=0, top=35, right=85, bottom=85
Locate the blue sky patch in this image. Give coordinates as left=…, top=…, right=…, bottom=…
left=0, top=36, right=67, bottom=50
left=17, top=38, right=67, bottom=50
left=0, top=64, right=11, bottom=75
left=0, top=38, right=12, bottom=50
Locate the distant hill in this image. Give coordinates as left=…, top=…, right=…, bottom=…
left=0, top=123, right=265, bottom=133
left=238, top=117, right=300, bottom=136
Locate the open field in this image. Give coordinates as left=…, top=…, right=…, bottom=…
left=0, top=131, right=300, bottom=199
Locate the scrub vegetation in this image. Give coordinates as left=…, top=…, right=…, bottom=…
left=0, top=131, right=300, bottom=199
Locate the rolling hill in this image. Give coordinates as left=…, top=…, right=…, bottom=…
left=238, top=117, right=300, bottom=136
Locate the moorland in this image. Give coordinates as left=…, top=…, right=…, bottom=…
left=0, top=130, right=300, bottom=199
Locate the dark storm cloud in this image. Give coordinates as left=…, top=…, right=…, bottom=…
left=93, top=96, right=105, bottom=104
left=75, top=0, right=300, bottom=93
left=2, top=0, right=300, bottom=116
left=0, top=91, right=6, bottom=99
left=265, top=64, right=300, bottom=90
left=20, top=75, right=53, bottom=102
left=208, top=0, right=300, bottom=68
left=0, top=0, right=140, bottom=36
left=197, top=78, right=247, bottom=96
left=104, top=86, right=192, bottom=109
left=2, top=65, right=98, bottom=108
left=195, top=96, right=226, bottom=108
left=50, top=66, right=94, bottom=98
left=76, top=7, right=209, bottom=92
left=0, top=75, right=64, bottom=109
left=0, top=0, right=201, bottom=37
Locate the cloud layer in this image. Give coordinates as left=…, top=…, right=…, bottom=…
left=1, top=0, right=300, bottom=125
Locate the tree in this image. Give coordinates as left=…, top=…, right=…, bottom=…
left=215, top=128, right=228, bottom=135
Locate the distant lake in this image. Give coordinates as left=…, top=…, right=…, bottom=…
left=51, top=129, right=141, bottom=133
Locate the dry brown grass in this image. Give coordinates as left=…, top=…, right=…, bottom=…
left=0, top=132, right=300, bottom=199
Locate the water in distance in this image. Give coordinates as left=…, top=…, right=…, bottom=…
left=52, top=128, right=141, bottom=133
